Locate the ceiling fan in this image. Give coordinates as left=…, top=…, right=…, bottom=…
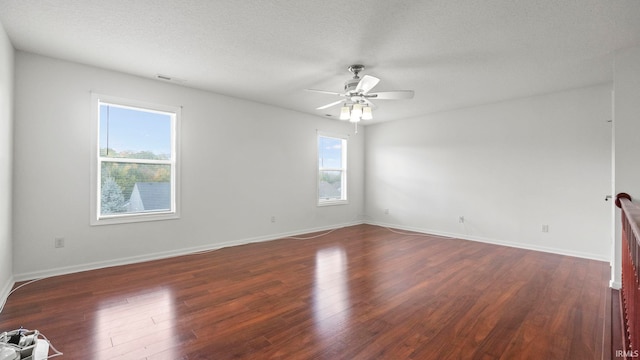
left=307, top=64, right=414, bottom=126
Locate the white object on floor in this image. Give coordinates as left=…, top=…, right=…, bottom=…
left=34, top=339, right=49, bottom=360
left=0, top=346, right=19, bottom=360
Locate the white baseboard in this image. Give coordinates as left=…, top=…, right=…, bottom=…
left=11, top=219, right=610, bottom=283
left=366, top=220, right=611, bottom=262
left=0, top=274, right=15, bottom=313
left=13, top=220, right=364, bottom=282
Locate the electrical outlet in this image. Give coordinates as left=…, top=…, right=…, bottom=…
left=54, top=237, right=65, bottom=248
left=459, top=216, right=465, bottom=223
left=542, top=224, right=549, bottom=233
left=271, top=216, right=276, bottom=223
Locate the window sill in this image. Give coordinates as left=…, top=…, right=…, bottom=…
left=317, top=200, right=349, bottom=207
left=91, top=211, right=180, bottom=226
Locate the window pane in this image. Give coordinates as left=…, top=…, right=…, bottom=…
left=319, top=170, right=342, bottom=200
left=318, top=136, right=343, bottom=169
left=100, top=104, right=172, bottom=160
left=101, top=162, right=172, bottom=215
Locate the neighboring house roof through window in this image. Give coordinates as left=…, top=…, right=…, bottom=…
left=128, top=182, right=171, bottom=212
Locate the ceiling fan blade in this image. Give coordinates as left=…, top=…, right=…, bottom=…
left=305, top=89, right=345, bottom=96
left=362, top=98, right=377, bottom=109
left=367, top=90, right=415, bottom=100
left=355, top=75, right=380, bottom=94
left=316, top=99, right=345, bottom=110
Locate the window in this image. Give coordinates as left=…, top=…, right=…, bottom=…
left=317, top=132, right=347, bottom=205
left=91, top=94, right=179, bottom=225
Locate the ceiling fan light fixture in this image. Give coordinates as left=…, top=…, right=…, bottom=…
left=351, top=103, right=363, bottom=118
left=339, top=106, right=350, bottom=120
left=361, top=106, right=373, bottom=120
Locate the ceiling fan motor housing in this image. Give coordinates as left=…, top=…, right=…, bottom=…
left=344, top=64, right=366, bottom=93
left=344, top=78, right=361, bottom=92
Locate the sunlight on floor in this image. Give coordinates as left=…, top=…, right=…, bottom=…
left=93, top=287, right=177, bottom=359
left=313, top=246, right=350, bottom=337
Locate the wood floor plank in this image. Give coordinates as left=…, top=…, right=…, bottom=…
left=0, top=224, right=610, bottom=359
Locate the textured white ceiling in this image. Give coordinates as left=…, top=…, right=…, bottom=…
left=1, top=0, right=640, bottom=123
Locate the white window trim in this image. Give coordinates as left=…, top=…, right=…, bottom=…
left=90, top=93, right=181, bottom=225
left=317, top=131, right=348, bottom=206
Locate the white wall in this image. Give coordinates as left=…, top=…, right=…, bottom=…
left=612, top=45, right=640, bottom=287
left=8, top=50, right=622, bottom=285
left=12, top=52, right=364, bottom=280
left=0, top=22, right=14, bottom=307
left=365, top=84, right=612, bottom=261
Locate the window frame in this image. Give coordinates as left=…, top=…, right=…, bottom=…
left=317, top=131, right=348, bottom=206
left=90, top=93, right=181, bottom=225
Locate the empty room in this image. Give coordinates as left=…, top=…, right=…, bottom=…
left=1, top=1, right=640, bottom=359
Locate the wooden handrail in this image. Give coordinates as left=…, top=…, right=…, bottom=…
left=616, top=192, right=640, bottom=357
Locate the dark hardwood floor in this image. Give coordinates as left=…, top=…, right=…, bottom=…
left=0, top=224, right=610, bottom=359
